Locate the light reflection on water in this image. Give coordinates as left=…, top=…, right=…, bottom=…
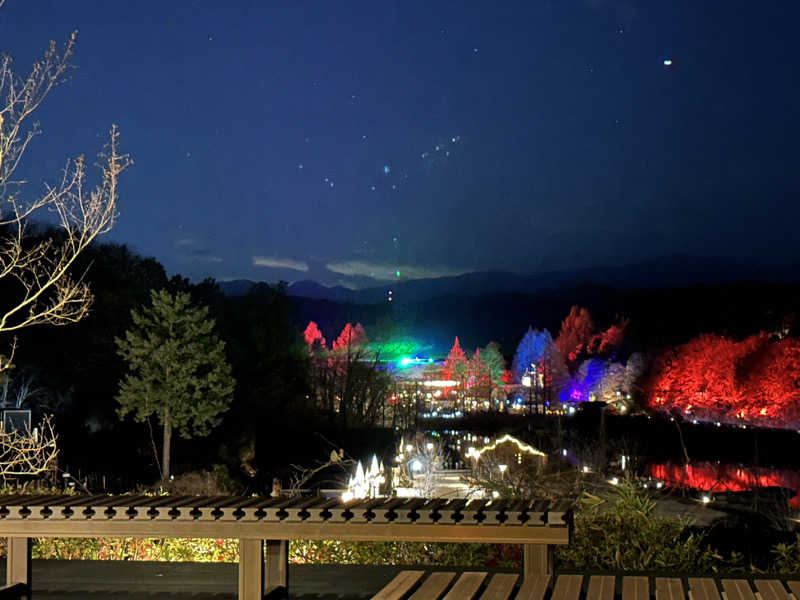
left=650, top=462, right=800, bottom=508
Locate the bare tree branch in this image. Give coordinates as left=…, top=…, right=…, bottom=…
left=0, top=414, right=58, bottom=479
left=0, top=30, right=130, bottom=358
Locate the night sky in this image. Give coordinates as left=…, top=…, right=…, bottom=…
left=2, top=1, right=798, bottom=288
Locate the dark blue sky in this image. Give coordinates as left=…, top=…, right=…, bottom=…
left=2, top=1, right=798, bottom=287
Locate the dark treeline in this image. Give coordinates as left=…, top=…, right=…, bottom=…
left=7, top=233, right=800, bottom=490
left=295, top=282, right=800, bottom=359
left=7, top=234, right=316, bottom=491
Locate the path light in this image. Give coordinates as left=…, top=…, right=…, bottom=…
left=701, top=495, right=711, bottom=504
left=582, top=465, right=590, bottom=473
left=410, top=459, right=423, bottom=472
left=426, top=443, right=434, bottom=451
left=656, top=481, right=663, bottom=489
left=610, top=477, right=619, bottom=485
left=498, top=464, right=507, bottom=474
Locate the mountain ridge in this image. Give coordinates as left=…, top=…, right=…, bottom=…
left=218, top=255, right=800, bottom=304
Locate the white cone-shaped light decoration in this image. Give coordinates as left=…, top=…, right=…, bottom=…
left=370, top=455, right=380, bottom=478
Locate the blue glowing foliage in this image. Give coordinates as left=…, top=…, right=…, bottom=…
left=511, top=327, right=553, bottom=383
left=559, top=358, right=607, bottom=403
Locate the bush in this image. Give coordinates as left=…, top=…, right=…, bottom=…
left=290, top=540, right=519, bottom=568
left=158, top=466, right=239, bottom=496
left=32, top=537, right=239, bottom=562
left=556, top=480, right=720, bottom=572
left=771, top=535, right=800, bottom=574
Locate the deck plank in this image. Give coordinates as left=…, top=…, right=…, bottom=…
left=721, top=580, right=757, bottom=600
left=623, top=577, right=650, bottom=600
left=442, top=572, right=488, bottom=600
left=516, top=575, right=551, bottom=600
left=372, top=570, right=425, bottom=600
left=587, top=576, right=616, bottom=600
left=478, top=573, right=518, bottom=600
left=656, top=578, right=685, bottom=600
left=409, top=572, right=456, bottom=600
left=755, top=580, right=792, bottom=600
left=785, top=581, right=800, bottom=600
left=689, top=578, right=721, bottom=600
left=552, top=575, right=583, bottom=600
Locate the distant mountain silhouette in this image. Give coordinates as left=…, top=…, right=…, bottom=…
left=285, top=280, right=356, bottom=303
left=219, top=256, right=800, bottom=304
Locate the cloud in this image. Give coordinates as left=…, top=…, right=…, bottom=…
left=325, top=260, right=473, bottom=281
left=191, top=255, right=223, bottom=263
left=175, top=238, right=197, bottom=247
left=252, top=256, right=309, bottom=272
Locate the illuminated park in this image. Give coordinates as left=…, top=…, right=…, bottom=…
left=1, top=0, right=800, bottom=595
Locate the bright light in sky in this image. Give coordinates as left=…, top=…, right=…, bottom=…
left=663, top=59, right=673, bottom=66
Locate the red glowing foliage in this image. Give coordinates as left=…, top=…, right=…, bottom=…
left=468, top=349, right=491, bottom=388
left=587, top=317, right=629, bottom=356
left=555, top=306, right=595, bottom=364
left=501, top=370, right=514, bottom=384
left=303, top=321, right=326, bottom=351
left=646, top=333, right=800, bottom=428
left=332, top=322, right=368, bottom=351
left=738, top=338, right=800, bottom=422
left=443, top=336, right=468, bottom=383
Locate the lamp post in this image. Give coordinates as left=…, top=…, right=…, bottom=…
left=521, top=372, right=533, bottom=416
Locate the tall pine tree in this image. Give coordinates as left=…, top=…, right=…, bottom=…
left=116, top=290, right=235, bottom=482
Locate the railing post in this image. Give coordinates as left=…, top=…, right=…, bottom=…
left=6, top=537, right=31, bottom=599
left=265, top=539, right=289, bottom=597
left=238, top=539, right=263, bottom=600
left=524, top=543, right=553, bottom=578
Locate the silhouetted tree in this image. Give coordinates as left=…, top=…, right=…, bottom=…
left=116, top=290, right=235, bottom=481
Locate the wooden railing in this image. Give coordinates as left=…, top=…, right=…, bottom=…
left=0, top=494, right=573, bottom=600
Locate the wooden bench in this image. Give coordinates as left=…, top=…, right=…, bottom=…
left=371, top=573, right=800, bottom=600
left=0, top=494, right=573, bottom=599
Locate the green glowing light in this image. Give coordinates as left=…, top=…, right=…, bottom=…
left=395, top=270, right=401, bottom=277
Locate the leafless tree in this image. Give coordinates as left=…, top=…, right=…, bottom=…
left=287, top=449, right=356, bottom=496
left=0, top=413, right=57, bottom=480
left=0, top=26, right=131, bottom=361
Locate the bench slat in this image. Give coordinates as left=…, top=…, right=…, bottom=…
left=587, top=576, right=616, bottom=600
left=755, top=580, right=792, bottom=600
left=656, top=578, right=685, bottom=600
left=552, top=575, right=583, bottom=600
left=479, top=573, right=518, bottom=600
left=409, top=572, right=456, bottom=600
left=689, top=578, right=721, bottom=600
left=442, top=572, right=488, bottom=600
left=516, top=575, right=550, bottom=600
left=722, top=580, right=757, bottom=600
left=372, top=571, right=425, bottom=600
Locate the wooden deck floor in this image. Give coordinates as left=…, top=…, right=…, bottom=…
left=2, top=560, right=405, bottom=599
left=0, top=560, right=467, bottom=599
